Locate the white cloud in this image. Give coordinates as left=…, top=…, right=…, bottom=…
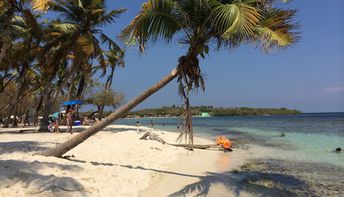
left=323, top=86, right=344, bottom=93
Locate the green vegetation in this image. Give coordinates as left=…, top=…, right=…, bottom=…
left=0, top=0, right=125, bottom=129
left=85, top=89, right=124, bottom=118
left=128, top=105, right=300, bottom=117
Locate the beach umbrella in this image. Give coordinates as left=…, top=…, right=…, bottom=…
left=63, top=100, right=83, bottom=106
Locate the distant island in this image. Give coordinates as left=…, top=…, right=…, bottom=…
left=126, top=105, right=301, bottom=118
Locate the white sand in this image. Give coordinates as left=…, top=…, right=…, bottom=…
left=140, top=142, right=253, bottom=197
left=0, top=125, right=250, bottom=196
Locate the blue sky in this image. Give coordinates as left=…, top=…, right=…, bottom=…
left=91, top=1, right=343, bottom=112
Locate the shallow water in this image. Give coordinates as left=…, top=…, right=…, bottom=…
left=115, top=113, right=344, bottom=168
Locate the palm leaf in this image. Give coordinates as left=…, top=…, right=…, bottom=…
left=100, top=33, right=120, bottom=51
left=22, top=10, right=44, bottom=40
left=120, top=0, right=182, bottom=52
left=32, top=0, right=51, bottom=11
left=11, top=15, right=26, bottom=25
left=257, top=9, right=299, bottom=51
left=11, top=25, right=29, bottom=35
left=50, top=0, right=82, bottom=23
left=53, top=23, right=79, bottom=34
left=210, top=2, right=261, bottom=38
left=96, top=9, right=127, bottom=27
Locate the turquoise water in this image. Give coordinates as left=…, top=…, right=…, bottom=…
left=115, top=113, right=344, bottom=167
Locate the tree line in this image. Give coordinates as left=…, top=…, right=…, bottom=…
left=127, top=105, right=300, bottom=117
left=0, top=0, right=125, bottom=129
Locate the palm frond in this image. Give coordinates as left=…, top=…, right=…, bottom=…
left=11, top=25, right=29, bottom=35
left=91, top=35, right=106, bottom=73
left=96, top=9, right=127, bottom=27
left=50, top=0, right=82, bottom=23
left=22, top=10, right=44, bottom=40
left=11, top=15, right=26, bottom=25
left=53, top=22, right=79, bottom=34
left=100, top=33, right=123, bottom=53
left=257, top=8, right=299, bottom=51
left=32, top=0, right=51, bottom=11
left=210, top=2, right=261, bottom=38
left=120, top=0, right=182, bottom=52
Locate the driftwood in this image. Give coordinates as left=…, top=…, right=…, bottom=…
left=139, top=131, right=232, bottom=152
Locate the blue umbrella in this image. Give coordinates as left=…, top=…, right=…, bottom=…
left=63, top=100, right=83, bottom=106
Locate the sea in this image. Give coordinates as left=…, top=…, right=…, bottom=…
left=114, top=113, right=344, bottom=168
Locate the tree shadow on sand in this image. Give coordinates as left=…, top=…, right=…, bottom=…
left=169, top=170, right=312, bottom=197
left=0, top=159, right=84, bottom=195
left=119, top=164, right=201, bottom=178
left=0, top=141, right=56, bottom=154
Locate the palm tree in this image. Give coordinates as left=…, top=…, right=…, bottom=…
left=37, top=0, right=126, bottom=131
left=41, top=0, right=298, bottom=157
left=0, top=6, right=45, bottom=127
left=121, top=0, right=299, bottom=147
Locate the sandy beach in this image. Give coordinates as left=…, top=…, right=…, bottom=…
left=0, top=125, right=247, bottom=196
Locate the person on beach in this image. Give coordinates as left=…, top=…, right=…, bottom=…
left=66, top=105, right=75, bottom=134
left=150, top=120, right=154, bottom=128
left=136, top=121, right=141, bottom=132
left=48, top=116, right=54, bottom=132
left=52, top=112, right=62, bottom=133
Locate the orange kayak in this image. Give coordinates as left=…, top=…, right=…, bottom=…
left=216, top=136, right=232, bottom=149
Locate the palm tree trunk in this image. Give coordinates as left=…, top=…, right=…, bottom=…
left=99, top=105, right=105, bottom=118
left=40, top=67, right=179, bottom=157
left=39, top=89, right=52, bottom=131
left=39, top=66, right=79, bottom=131
left=12, top=66, right=28, bottom=127
left=0, top=34, right=11, bottom=65
left=67, top=74, right=75, bottom=101
left=34, top=94, right=44, bottom=126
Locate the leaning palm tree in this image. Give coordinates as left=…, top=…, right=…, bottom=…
left=122, top=0, right=299, bottom=147
left=41, top=0, right=298, bottom=157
